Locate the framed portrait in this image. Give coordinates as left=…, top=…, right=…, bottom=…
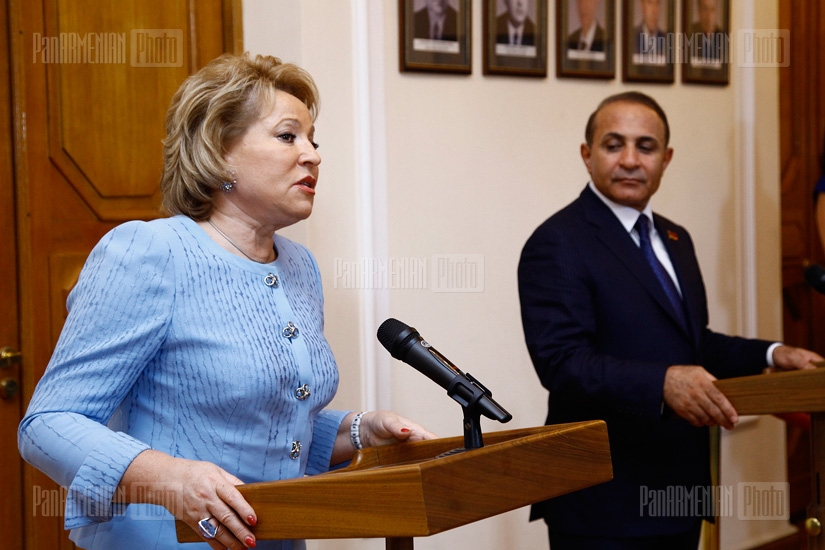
left=556, top=0, right=616, bottom=79
left=399, top=0, right=472, bottom=74
left=622, top=0, right=675, bottom=83
left=681, top=0, right=729, bottom=85
left=483, top=0, right=548, bottom=77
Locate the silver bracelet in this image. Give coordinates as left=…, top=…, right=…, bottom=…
left=350, top=411, right=365, bottom=450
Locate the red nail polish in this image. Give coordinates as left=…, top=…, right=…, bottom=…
left=245, top=535, right=257, bottom=548
left=401, top=427, right=411, bottom=433
left=247, top=515, right=257, bottom=526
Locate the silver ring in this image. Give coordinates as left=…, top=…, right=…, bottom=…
left=197, top=517, right=218, bottom=539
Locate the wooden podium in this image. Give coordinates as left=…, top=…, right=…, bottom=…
left=176, top=421, right=613, bottom=548
left=714, top=367, right=825, bottom=549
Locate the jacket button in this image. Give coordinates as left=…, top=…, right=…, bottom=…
left=295, top=384, right=311, bottom=400
left=282, top=322, right=299, bottom=339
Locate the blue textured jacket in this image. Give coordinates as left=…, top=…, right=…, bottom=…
left=19, top=216, right=348, bottom=549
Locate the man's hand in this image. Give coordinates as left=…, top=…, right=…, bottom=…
left=772, top=345, right=824, bottom=371
left=663, top=365, right=738, bottom=429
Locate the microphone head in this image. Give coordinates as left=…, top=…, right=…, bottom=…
left=377, top=318, right=419, bottom=360
left=805, top=264, right=825, bottom=295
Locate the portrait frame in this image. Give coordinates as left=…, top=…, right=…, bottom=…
left=556, top=0, right=616, bottom=79
left=622, top=0, right=675, bottom=83
left=681, top=0, right=730, bottom=85
left=399, top=0, right=472, bottom=74
left=483, top=0, right=548, bottom=77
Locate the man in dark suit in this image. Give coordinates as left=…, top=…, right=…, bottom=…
left=566, top=0, right=606, bottom=52
left=633, top=0, right=667, bottom=54
left=518, top=91, right=821, bottom=549
left=413, top=0, right=459, bottom=41
left=688, top=0, right=726, bottom=61
left=495, top=0, right=535, bottom=46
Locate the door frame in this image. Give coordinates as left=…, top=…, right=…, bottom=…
left=0, top=0, right=24, bottom=547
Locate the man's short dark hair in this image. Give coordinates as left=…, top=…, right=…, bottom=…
left=585, top=91, right=670, bottom=147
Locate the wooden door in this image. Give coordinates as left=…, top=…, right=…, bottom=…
left=5, top=0, right=241, bottom=548
left=779, top=0, right=825, bottom=531
left=1, top=0, right=24, bottom=549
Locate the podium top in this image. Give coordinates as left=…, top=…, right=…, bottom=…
left=176, top=422, right=613, bottom=542
left=714, top=367, right=825, bottom=415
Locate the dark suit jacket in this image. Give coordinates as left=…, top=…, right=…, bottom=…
left=633, top=25, right=667, bottom=54
left=517, top=186, right=772, bottom=537
left=566, top=24, right=606, bottom=52
left=413, top=5, right=459, bottom=41
left=495, top=13, right=535, bottom=46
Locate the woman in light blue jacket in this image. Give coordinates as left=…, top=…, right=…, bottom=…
left=18, top=52, right=434, bottom=550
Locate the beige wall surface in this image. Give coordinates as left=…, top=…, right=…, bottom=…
left=244, top=1, right=791, bottom=549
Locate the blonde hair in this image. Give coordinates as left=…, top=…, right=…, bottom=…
left=160, top=52, right=320, bottom=219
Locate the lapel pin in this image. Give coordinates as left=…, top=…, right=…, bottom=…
left=667, top=230, right=679, bottom=241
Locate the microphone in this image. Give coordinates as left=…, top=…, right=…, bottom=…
left=377, top=318, right=512, bottom=423
left=805, top=264, right=825, bottom=295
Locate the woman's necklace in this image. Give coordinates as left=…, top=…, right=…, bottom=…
left=207, top=219, right=272, bottom=264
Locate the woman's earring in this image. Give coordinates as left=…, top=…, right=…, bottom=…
left=220, top=177, right=236, bottom=192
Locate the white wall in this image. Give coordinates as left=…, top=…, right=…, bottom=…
left=244, top=1, right=792, bottom=549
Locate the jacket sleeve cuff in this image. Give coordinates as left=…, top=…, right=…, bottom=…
left=64, top=433, right=150, bottom=529
left=305, top=409, right=351, bottom=476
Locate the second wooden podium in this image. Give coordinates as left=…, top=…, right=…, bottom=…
left=176, top=421, right=613, bottom=548
left=714, top=367, right=825, bottom=549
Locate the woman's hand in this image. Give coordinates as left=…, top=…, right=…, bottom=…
left=358, top=410, right=438, bottom=447
left=119, top=450, right=258, bottom=549
left=331, top=411, right=437, bottom=465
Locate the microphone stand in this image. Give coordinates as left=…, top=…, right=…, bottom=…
left=447, top=373, right=495, bottom=450
left=462, top=406, right=485, bottom=450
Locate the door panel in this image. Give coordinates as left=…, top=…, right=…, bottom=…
left=47, top=3, right=176, bottom=207
left=7, top=0, right=241, bottom=547
left=779, top=0, right=824, bottom=533
left=0, top=0, right=24, bottom=548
